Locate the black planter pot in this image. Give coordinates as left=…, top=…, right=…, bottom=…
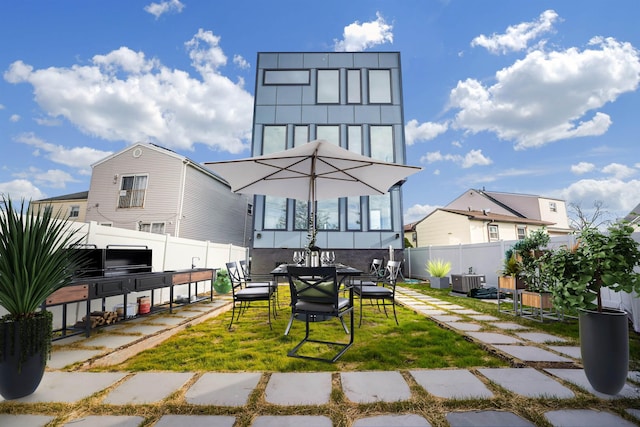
left=0, top=312, right=51, bottom=400
left=579, top=307, right=629, bottom=395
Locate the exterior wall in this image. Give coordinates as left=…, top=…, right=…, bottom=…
left=29, top=199, right=88, bottom=222
left=537, top=197, right=570, bottom=231
left=86, top=144, right=183, bottom=231
left=251, top=51, right=408, bottom=255
left=180, top=165, right=252, bottom=247
left=415, top=210, right=471, bottom=246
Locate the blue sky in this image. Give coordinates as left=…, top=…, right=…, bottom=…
left=1, top=1, right=639, bottom=224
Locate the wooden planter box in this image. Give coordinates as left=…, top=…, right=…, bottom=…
left=498, top=275, right=525, bottom=290
left=521, top=291, right=553, bottom=309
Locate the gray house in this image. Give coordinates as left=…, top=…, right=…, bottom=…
left=85, top=143, right=252, bottom=247
left=249, top=52, right=411, bottom=273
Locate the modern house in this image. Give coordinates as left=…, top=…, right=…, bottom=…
left=84, top=143, right=252, bottom=247
left=411, top=189, right=573, bottom=247
left=30, top=191, right=89, bottom=222
left=248, top=51, right=411, bottom=273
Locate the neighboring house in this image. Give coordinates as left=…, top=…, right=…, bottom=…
left=412, top=189, right=573, bottom=247
left=30, top=191, right=89, bottom=222
left=404, top=221, right=419, bottom=247
left=249, top=52, right=411, bottom=273
left=624, top=202, right=640, bottom=230
left=84, top=143, right=252, bottom=247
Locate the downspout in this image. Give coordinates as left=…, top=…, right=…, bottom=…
left=175, top=159, right=188, bottom=237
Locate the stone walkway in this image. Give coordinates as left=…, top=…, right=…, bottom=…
left=1, top=286, right=639, bottom=426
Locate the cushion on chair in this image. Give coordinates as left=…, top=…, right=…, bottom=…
left=353, top=285, right=392, bottom=297
left=236, top=287, right=272, bottom=299
left=295, top=297, right=350, bottom=313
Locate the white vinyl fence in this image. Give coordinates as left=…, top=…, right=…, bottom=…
left=404, top=232, right=640, bottom=332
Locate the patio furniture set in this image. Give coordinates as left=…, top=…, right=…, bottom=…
left=224, top=258, right=402, bottom=362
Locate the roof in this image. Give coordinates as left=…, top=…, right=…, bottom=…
left=33, top=191, right=89, bottom=202
left=624, top=202, right=640, bottom=225
left=439, top=208, right=554, bottom=226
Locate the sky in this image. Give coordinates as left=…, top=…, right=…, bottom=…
left=1, top=1, right=639, bottom=225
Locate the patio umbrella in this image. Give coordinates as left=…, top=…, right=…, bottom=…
left=204, top=139, right=422, bottom=241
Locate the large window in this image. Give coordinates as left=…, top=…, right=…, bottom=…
left=369, top=194, right=392, bottom=230
left=316, top=125, right=340, bottom=145
left=347, top=126, right=362, bottom=154
left=264, top=196, right=287, bottom=229
left=347, top=197, right=361, bottom=230
left=69, top=205, right=80, bottom=218
left=263, top=125, right=287, bottom=154
left=370, top=126, right=394, bottom=162
left=294, top=125, right=309, bottom=147
left=317, top=69, right=339, bottom=103
left=294, top=200, right=309, bottom=230
left=139, top=222, right=165, bottom=234
left=264, top=69, right=310, bottom=85
left=368, top=69, right=391, bottom=103
left=347, top=69, right=361, bottom=103
left=488, top=224, right=500, bottom=241
left=118, top=175, right=147, bottom=208
left=317, top=199, right=339, bottom=230
left=517, top=225, right=527, bottom=240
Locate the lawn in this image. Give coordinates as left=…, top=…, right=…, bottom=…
left=106, top=284, right=508, bottom=372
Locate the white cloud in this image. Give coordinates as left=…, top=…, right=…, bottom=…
left=449, top=37, right=640, bottom=149
left=9, top=114, right=20, bottom=122
left=233, top=54, right=250, bottom=70
left=471, top=9, right=559, bottom=54
left=420, top=149, right=492, bottom=169
left=0, top=179, right=46, bottom=201
left=558, top=178, right=640, bottom=219
left=404, top=203, right=439, bottom=223
left=571, top=162, right=595, bottom=175
left=334, top=12, right=393, bottom=52
left=405, top=119, right=448, bottom=145
left=32, top=169, right=78, bottom=189
left=16, top=133, right=113, bottom=175
left=144, top=0, right=184, bottom=19
left=602, top=162, right=637, bottom=179
left=4, top=29, right=254, bottom=154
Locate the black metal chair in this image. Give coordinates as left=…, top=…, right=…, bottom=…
left=353, top=260, right=401, bottom=326
left=286, top=266, right=354, bottom=363
left=226, top=261, right=275, bottom=330
left=238, top=259, right=280, bottom=307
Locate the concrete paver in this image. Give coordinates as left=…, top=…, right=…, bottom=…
left=410, top=369, right=493, bottom=399
left=62, top=415, right=145, bottom=426
left=492, top=322, right=529, bottom=330
left=446, top=410, right=535, bottom=427
left=431, top=314, right=462, bottom=322
left=493, top=345, right=573, bottom=363
left=102, top=372, right=193, bottom=404
left=265, top=372, right=331, bottom=405
left=341, top=371, right=411, bottom=403
left=545, top=368, right=640, bottom=399
left=544, top=409, right=637, bottom=427
left=185, top=372, right=262, bottom=406
left=445, top=321, right=483, bottom=331
left=547, top=345, right=581, bottom=359
left=478, top=368, right=575, bottom=398
left=0, top=414, right=55, bottom=427
left=82, top=333, right=144, bottom=349
left=467, top=332, right=521, bottom=344
left=252, top=415, right=332, bottom=427
left=353, top=414, right=431, bottom=426
left=515, top=332, right=567, bottom=343
left=468, top=314, right=499, bottom=321
left=154, top=415, right=236, bottom=427
left=48, top=349, right=104, bottom=369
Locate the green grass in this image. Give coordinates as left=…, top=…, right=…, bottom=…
left=107, top=286, right=507, bottom=372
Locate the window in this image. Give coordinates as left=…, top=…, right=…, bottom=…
left=118, top=175, right=148, bottom=208
left=369, top=194, right=392, bottom=230
left=263, top=125, right=286, bottom=154
left=516, top=225, right=527, bottom=240
left=347, top=126, right=362, bottom=154
left=264, top=69, right=310, bottom=85
left=370, top=126, right=394, bottom=162
left=549, top=202, right=557, bottom=212
left=347, top=197, right=361, bottom=230
left=317, top=199, right=339, bottom=230
left=293, top=125, right=309, bottom=147
left=368, top=69, right=391, bottom=103
left=139, top=222, right=165, bottom=234
left=294, top=200, right=309, bottom=230
left=264, top=196, right=287, bottom=229
left=317, top=69, right=339, bottom=103
left=488, top=224, right=499, bottom=241
left=69, top=205, right=80, bottom=218
left=316, top=125, right=340, bottom=145
left=347, top=69, right=361, bottom=103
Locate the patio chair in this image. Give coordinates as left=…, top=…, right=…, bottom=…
left=286, top=266, right=354, bottom=363
left=239, top=259, right=280, bottom=307
left=353, top=260, right=401, bottom=326
left=226, top=261, right=276, bottom=330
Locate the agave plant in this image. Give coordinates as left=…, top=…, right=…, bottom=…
left=0, top=196, right=88, bottom=319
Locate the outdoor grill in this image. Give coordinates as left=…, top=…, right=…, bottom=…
left=45, top=245, right=215, bottom=340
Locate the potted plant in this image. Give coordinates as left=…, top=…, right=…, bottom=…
left=498, top=252, right=524, bottom=290
left=213, top=269, right=232, bottom=294
left=515, top=229, right=554, bottom=315
left=426, top=258, right=451, bottom=289
left=543, top=222, right=640, bottom=394
left=0, top=196, right=88, bottom=399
